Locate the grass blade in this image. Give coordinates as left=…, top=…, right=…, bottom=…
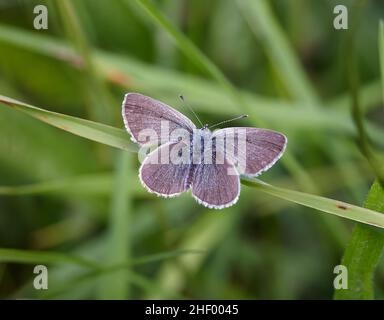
left=132, top=0, right=239, bottom=104
left=147, top=209, right=237, bottom=298
left=99, top=151, right=132, bottom=299
left=55, top=0, right=116, bottom=124
left=0, top=248, right=98, bottom=269
left=0, top=95, right=137, bottom=152
left=236, top=0, right=318, bottom=105
left=242, top=178, right=384, bottom=229
left=381, top=21, right=384, bottom=100
left=0, top=173, right=114, bottom=196
left=0, top=173, right=144, bottom=197
left=37, top=250, right=204, bottom=299
left=0, top=247, right=201, bottom=269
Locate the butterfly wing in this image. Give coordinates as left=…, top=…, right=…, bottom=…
left=139, top=141, right=192, bottom=197
left=213, top=127, right=287, bottom=177
left=122, top=93, right=196, bottom=145
left=191, top=148, right=240, bottom=209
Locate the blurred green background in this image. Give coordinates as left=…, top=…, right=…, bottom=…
left=0, top=0, right=383, bottom=299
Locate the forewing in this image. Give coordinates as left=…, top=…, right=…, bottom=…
left=191, top=149, right=240, bottom=209
left=122, top=93, right=196, bottom=145
left=213, top=127, right=287, bottom=177
left=139, top=141, right=192, bottom=197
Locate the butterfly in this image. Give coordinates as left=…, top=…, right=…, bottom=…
left=122, top=93, right=287, bottom=209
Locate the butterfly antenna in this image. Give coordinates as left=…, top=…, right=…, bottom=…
left=179, top=95, right=204, bottom=127
left=209, top=114, right=248, bottom=129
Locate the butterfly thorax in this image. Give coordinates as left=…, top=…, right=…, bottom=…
left=191, top=128, right=215, bottom=165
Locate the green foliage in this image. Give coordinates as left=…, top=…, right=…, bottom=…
left=0, top=0, right=383, bottom=300
left=334, top=181, right=384, bottom=299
